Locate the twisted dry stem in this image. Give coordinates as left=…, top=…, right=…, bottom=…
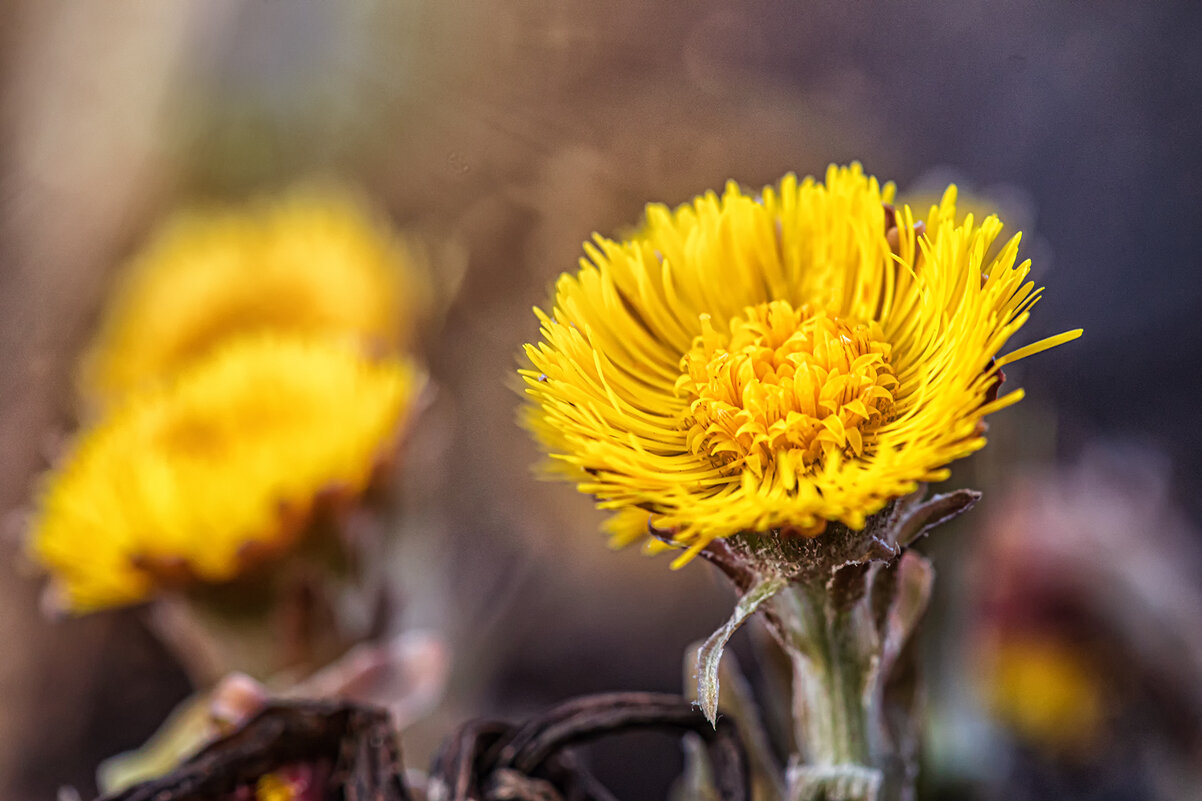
left=428, top=692, right=750, bottom=801
left=94, top=694, right=749, bottom=801
left=430, top=687, right=750, bottom=793
left=97, top=700, right=411, bottom=801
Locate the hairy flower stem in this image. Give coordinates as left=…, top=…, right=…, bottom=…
left=698, top=498, right=963, bottom=800
left=770, top=580, right=888, bottom=801
left=783, top=585, right=869, bottom=764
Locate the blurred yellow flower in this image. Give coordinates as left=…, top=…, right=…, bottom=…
left=79, top=185, right=424, bottom=410
left=983, top=633, right=1104, bottom=752
left=256, top=772, right=300, bottom=801
left=31, top=337, right=424, bottom=612
left=522, top=164, right=1080, bottom=565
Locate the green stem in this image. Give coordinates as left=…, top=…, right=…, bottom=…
left=772, top=581, right=882, bottom=801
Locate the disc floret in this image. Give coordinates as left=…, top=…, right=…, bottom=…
left=677, top=300, right=898, bottom=481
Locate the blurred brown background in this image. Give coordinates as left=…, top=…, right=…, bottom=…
left=1, top=2, right=1199, bottom=799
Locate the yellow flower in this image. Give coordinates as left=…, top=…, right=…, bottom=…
left=982, top=633, right=1104, bottom=752
left=31, top=337, right=424, bottom=612
left=79, top=185, right=424, bottom=410
left=256, top=772, right=300, bottom=801
left=522, top=164, right=1080, bottom=565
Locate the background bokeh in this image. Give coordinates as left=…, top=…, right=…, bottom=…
left=1, top=2, right=1199, bottom=799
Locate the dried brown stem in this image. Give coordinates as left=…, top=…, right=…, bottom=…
left=98, top=700, right=411, bottom=801
left=429, top=692, right=750, bottom=801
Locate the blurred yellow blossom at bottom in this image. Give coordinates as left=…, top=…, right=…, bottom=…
left=982, top=633, right=1105, bottom=754
left=256, top=770, right=306, bottom=801
left=30, top=336, right=424, bottom=613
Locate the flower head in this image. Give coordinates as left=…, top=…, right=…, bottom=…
left=79, top=185, right=424, bottom=410
left=522, top=164, right=1079, bottom=565
left=31, top=337, right=424, bottom=612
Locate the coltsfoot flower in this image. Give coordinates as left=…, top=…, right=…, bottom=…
left=522, top=164, right=1080, bottom=565
left=31, top=337, right=424, bottom=612
left=79, top=185, right=424, bottom=410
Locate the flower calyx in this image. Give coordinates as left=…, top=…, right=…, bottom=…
left=688, top=486, right=980, bottom=729
left=689, top=486, right=980, bottom=592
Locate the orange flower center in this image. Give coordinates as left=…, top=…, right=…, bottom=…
left=676, top=300, right=898, bottom=478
